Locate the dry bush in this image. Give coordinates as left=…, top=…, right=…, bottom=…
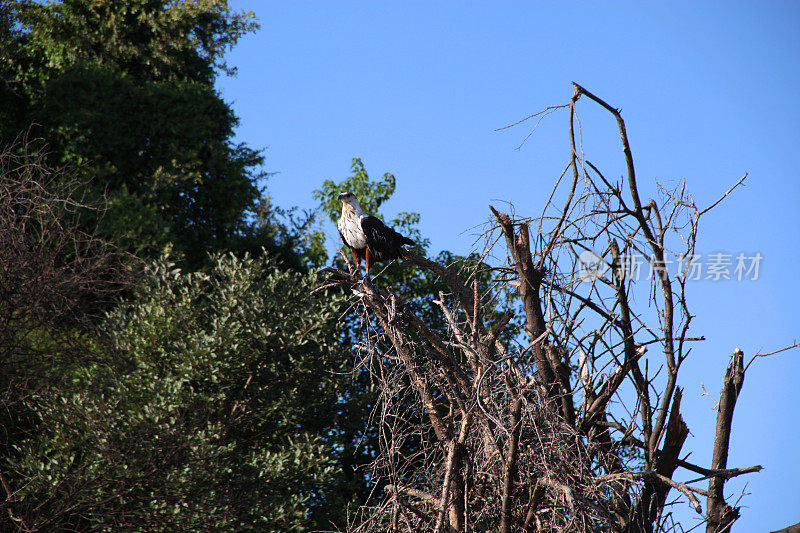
left=0, top=140, right=128, bottom=526
left=0, top=140, right=127, bottom=386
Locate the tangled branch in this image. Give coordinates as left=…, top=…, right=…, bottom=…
left=319, top=85, right=769, bottom=533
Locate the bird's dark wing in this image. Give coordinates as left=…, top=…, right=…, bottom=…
left=360, top=216, right=414, bottom=260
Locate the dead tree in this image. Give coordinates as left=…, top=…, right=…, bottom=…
left=320, top=84, right=773, bottom=532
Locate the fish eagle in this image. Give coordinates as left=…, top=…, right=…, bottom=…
left=337, top=192, right=414, bottom=275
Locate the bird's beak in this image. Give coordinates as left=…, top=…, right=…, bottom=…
left=338, top=193, right=346, bottom=200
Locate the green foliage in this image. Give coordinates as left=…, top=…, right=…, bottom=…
left=11, top=0, right=257, bottom=84
left=315, top=157, right=397, bottom=224
left=235, top=194, right=329, bottom=271
left=1, top=0, right=265, bottom=267
left=7, top=253, right=346, bottom=531
left=35, top=63, right=263, bottom=262
left=0, top=7, right=374, bottom=529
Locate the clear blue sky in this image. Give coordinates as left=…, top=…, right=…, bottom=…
left=217, top=2, right=800, bottom=529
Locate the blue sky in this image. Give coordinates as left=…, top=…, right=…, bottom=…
left=218, top=2, right=800, bottom=529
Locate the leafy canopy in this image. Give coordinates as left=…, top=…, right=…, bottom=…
left=1, top=0, right=265, bottom=267
left=11, top=0, right=257, bottom=84
left=9, top=253, right=346, bottom=532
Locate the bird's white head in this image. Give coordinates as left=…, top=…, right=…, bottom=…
left=338, top=191, right=365, bottom=216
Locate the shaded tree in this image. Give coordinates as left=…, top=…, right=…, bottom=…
left=1, top=0, right=263, bottom=266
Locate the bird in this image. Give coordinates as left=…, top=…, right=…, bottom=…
left=337, top=191, right=414, bottom=276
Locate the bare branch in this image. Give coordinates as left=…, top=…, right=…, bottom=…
left=744, top=341, right=800, bottom=373
left=334, top=85, right=766, bottom=533
left=707, top=349, right=746, bottom=533
left=698, top=174, right=748, bottom=216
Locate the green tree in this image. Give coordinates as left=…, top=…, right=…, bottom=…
left=1, top=0, right=264, bottom=266
left=5, top=253, right=346, bottom=532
